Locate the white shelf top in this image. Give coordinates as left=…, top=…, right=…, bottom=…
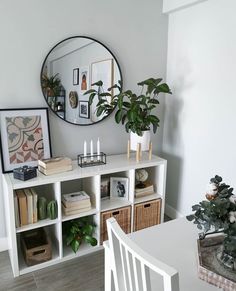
left=62, top=208, right=98, bottom=222
left=134, top=193, right=162, bottom=205
left=16, top=218, right=59, bottom=233
left=101, top=198, right=132, bottom=212
left=4, top=153, right=166, bottom=190
left=62, top=242, right=101, bottom=261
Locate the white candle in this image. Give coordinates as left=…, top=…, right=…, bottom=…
left=97, top=138, right=100, bottom=161
left=84, top=141, right=87, bottom=162
left=90, top=140, right=94, bottom=161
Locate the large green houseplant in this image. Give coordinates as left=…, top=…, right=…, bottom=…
left=187, top=175, right=236, bottom=270
left=84, top=78, right=172, bottom=137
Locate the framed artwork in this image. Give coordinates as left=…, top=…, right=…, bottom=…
left=110, top=177, right=129, bottom=200
left=79, top=101, right=90, bottom=119
left=101, top=177, right=110, bottom=200
left=73, top=68, right=79, bottom=85
left=80, top=67, right=89, bottom=93
left=91, top=59, right=114, bottom=94
left=0, top=108, right=51, bottom=173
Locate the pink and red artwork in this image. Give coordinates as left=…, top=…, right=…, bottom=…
left=6, top=115, right=44, bottom=164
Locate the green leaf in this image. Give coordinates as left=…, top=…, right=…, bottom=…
left=148, top=99, right=159, bottom=104
left=96, top=106, right=104, bottom=117
left=84, top=235, right=98, bottom=246
left=115, top=110, right=123, bottom=123
left=91, top=80, right=103, bottom=87
left=82, top=224, right=94, bottom=236
left=89, top=93, right=96, bottom=105
left=71, top=239, right=81, bottom=253
left=156, top=83, right=172, bottom=93
left=99, top=92, right=112, bottom=97
left=186, top=215, right=195, bottom=221
left=66, top=233, right=75, bottom=246
left=84, top=89, right=96, bottom=95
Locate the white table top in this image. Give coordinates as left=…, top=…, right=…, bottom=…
left=129, top=218, right=219, bottom=291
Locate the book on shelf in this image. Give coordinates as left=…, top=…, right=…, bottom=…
left=13, top=191, right=20, bottom=228
left=62, top=191, right=90, bottom=207
left=62, top=204, right=92, bottom=216
left=30, top=188, right=38, bottom=223
left=62, top=199, right=91, bottom=210
left=38, top=164, right=73, bottom=175
left=16, top=189, right=28, bottom=226
left=24, top=188, right=34, bottom=224
left=135, top=182, right=154, bottom=198
left=38, top=157, right=72, bottom=170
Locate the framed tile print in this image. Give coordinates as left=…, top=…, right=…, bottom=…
left=0, top=108, right=51, bottom=173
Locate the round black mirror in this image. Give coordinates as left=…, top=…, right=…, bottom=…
left=41, top=36, right=122, bottom=125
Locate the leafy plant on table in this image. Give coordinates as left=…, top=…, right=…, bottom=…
left=84, top=78, right=172, bottom=136
left=187, top=175, right=236, bottom=258
left=64, top=217, right=98, bottom=253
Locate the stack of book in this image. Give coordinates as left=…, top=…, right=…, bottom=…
left=62, top=191, right=91, bottom=216
left=38, top=157, right=72, bottom=175
left=14, top=188, right=38, bottom=228
left=135, top=182, right=154, bottom=198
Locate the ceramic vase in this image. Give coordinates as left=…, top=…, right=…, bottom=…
left=130, top=130, right=150, bottom=151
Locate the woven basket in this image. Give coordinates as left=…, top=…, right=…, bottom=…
left=134, top=199, right=161, bottom=231
left=100, top=206, right=131, bottom=243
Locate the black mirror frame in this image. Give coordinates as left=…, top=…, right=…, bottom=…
left=40, top=35, right=123, bottom=126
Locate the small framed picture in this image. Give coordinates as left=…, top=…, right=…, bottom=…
left=80, top=67, right=89, bottom=92
left=110, top=177, right=129, bottom=200
left=101, top=177, right=110, bottom=200
left=73, top=68, right=79, bottom=85
left=79, top=101, right=90, bottom=119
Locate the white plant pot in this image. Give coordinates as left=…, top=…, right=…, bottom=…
left=130, top=130, right=151, bottom=151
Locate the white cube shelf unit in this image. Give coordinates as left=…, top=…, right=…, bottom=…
left=2, top=153, right=167, bottom=277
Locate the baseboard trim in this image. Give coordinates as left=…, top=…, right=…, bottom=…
left=165, top=203, right=184, bottom=219
left=0, top=237, right=8, bottom=252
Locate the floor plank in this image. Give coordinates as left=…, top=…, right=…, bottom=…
left=0, top=250, right=104, bottom=291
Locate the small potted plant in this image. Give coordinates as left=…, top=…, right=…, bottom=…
left=187, top=175, right=236, bottom=270
left=63, top=217, right=98, bottom=253
left=84, top=78, right=172, bottom=150
left=41, top=73, right=62, bottom=98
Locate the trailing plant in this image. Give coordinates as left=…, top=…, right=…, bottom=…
left=63, top=216, right=97, bottom=253
left=41, top=73, right=61, bottom=97
left=84, top=78, right=172, bottom=136
left=187, top=175, right=236, bottom=258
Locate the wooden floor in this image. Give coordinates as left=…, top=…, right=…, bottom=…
left=0, top=216, right=171, bottom=291
left=0, top=250, right=104, bottom=291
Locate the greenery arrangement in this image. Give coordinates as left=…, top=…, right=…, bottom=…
left=187, top=175, right=236, bottom=259
left=84, top=78, right=172, bottom=136
left=63, top=217, right=98, bottom=253
left=41, top=73, right=61, bottom=97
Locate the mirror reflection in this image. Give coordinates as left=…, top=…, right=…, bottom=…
left=41, top=37, right=122, bottom=125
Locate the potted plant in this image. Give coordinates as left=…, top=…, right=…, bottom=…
left=63, top=217, right=98, bottom=253
left=41, top=73, right=61, bottom=98
left=84, top=78, right=172, bottom=150
left=187, top=175, right=236, bottom=270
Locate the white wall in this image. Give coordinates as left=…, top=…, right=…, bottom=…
left=163, top=0, right=207, bottom=13
left=163, top=0, right=236, bottom=218
left=0, top=0, right=168, bottom=242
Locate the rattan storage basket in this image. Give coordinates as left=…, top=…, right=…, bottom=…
left=134, top=199, right=161, bottom=231
left=100, top=206, right=131, bottom=243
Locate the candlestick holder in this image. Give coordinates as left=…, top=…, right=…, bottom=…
left=77, top=152, right=106, bottom=168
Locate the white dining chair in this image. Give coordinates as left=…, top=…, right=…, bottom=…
left=104, top=217, right=179, bottom=291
